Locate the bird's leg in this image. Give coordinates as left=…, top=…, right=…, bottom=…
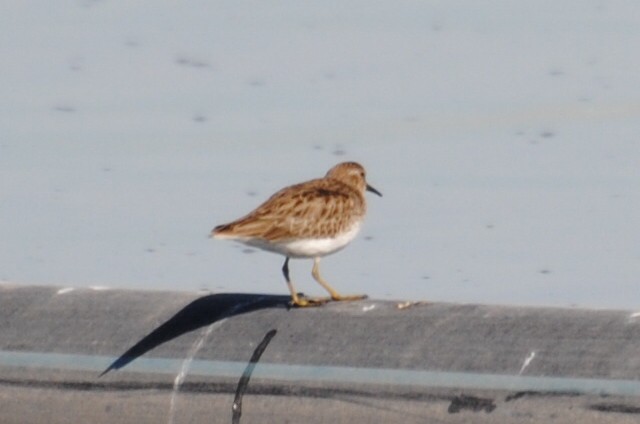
left=311, top=257, right=368, bottom=302
left=282, top=257, right=328, bottom=307
left=282, top=257, right=299, bottom=303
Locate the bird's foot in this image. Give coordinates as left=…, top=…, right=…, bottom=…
left=290, top=295, right=331, bottom=308
left=330, top=293, right=368, bottom=302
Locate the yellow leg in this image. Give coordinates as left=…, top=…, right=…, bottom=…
left=282, top=257, right=329, bottom=307
left=311, top=257, right=367, bottom=302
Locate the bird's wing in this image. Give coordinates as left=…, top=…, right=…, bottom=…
left=214, top=181, right=359, bottom=240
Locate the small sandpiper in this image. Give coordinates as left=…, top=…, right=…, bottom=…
left=211, top=161, right=381, bottom=307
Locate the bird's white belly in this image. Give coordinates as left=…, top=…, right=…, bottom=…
left=244, top=222, right=362, bottom=258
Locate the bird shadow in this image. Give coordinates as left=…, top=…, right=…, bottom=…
left=99, top=292, right=291, bottom=377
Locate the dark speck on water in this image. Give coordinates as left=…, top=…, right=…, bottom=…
left=332, top=146, right=347, bottom=156
left=248, top=79, right=266, bottom=87
left=124, top=38, right=139, bottom=47
left=52, top=105, right=76, bottom=113
left=323, top=72, right=336, bottom=80
left=175, top=56, right=210, bottom=68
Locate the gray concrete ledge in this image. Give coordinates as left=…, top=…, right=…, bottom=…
left=1, top=283, right=640, bottom=423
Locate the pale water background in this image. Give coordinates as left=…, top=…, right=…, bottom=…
left=1, top=1, right=639, bottom=309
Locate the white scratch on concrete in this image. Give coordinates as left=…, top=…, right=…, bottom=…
left=519, top=351, right=536, bottom=375
left=362, top=304, right=376, bottom=312
left=89, top=286, right=110, bottom=291
left=167, top=319, right=224, bottom=424
left=627, top=312, right=640, bottom=323
left=396, top=301, right=429, bottom=310
left=56, top=287, right=75, bottom=295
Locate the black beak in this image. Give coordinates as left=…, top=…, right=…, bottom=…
left=366, top=184, right=382, bottom=197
